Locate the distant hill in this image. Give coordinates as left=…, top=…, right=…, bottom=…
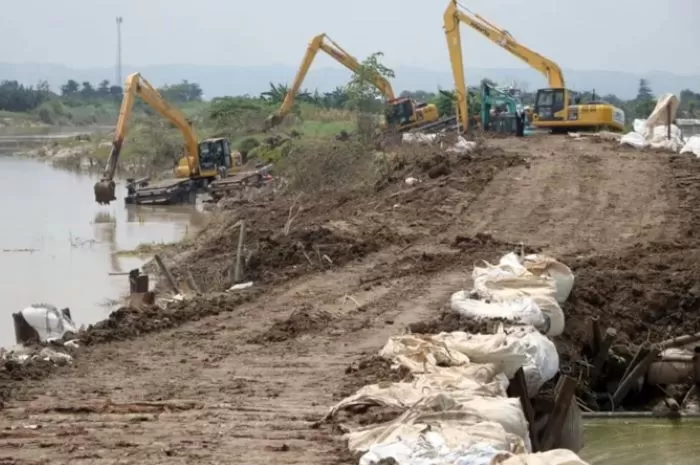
left=1, top=62, right=698, bottom=100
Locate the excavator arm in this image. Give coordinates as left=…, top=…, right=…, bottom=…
left=94, top=72, right=200, bottom=204
left=444, top=1, right=564, bottom=89
left=443, top=1, right=566, bottom=132
left=264, top=33, right=396, bottom=129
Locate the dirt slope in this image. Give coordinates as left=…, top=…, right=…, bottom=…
left=464, top=136, right=675, bottom=255
left=3, top=136, right=700, bottom=464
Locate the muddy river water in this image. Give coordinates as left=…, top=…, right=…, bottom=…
left=580, top=419, right=699, bottom=464
left=0, top=152, right=208, bottom=347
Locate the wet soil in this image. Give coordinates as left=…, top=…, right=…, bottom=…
left=4, top=137, right=700, bottom=463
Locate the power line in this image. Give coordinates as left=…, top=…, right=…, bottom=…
left=116, top=16, right=123, bottom=87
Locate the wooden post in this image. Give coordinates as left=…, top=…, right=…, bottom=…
left=128, top=269, right=149, bottom=294
left=507, top=368, right=541, bottom=452
left=589, top=317, right=602, bottom=357
left=667, top=104, right=672, bottom=140
left=186, top=270, right=201, bottom=294
left=590, top=328, right=617, bottom=385
left=154, top=254, right=181, bottom=295
left=540, top=376, right=577, bottom=451
left=233, top=220, right=247, bottom=284
left=612, top=344, right=658, bottom=407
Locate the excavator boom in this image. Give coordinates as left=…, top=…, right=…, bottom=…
left=444, top=1, right=564, bottom=90
left=94, top=72, right=200, bottom=205
left=265, top=33, right=396, bottom=129
left=443, top=1, right=624, bottom=133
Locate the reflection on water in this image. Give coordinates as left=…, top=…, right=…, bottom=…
left=0, top=156, right=207, bottom=347
left=580, top=419, right=700, bottom=464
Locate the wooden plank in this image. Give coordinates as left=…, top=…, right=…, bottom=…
left=233, top=220, right=247, bottom=284
left=540, top=376, right=577, bottom=451
left=507, top=368, right=541, bottom=452
left=612, top=345, right=658, bottom=407
left=154, top=254, right=181, bottom=295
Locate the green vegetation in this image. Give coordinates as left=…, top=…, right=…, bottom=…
left=5, top=52, right=700, bottom=179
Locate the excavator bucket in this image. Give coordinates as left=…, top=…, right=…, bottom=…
left=263, top=114, right=283, bottom=131
left=94, top=179, right=116, bottom=205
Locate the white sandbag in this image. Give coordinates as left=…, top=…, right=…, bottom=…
left=359, top=432, right=513, bottom=465
left=380, top=332, right=528, bottom=379
left=645, top=93, right=680, bottom=129
left=632, top=118, right=649, bottom=137
left=620, top=131, right=649, bottom=148
left=499, top=449, right=590, bottom=465
left=19, top=304, right=77, bottom=342
left=446, top=136, right=477, bottom=155
left=430, top=331, right=529, bottom=378
left=505, top=326, right=560, bottom=397
left=681, top=135, right=700, bottom=157
left=521, top=254, right=575, bottom=303
left=470, top=253, right=568, bottom=336
left=451, top=291, right=548, bottom=331
left=402, top=132, right=438, bottom=144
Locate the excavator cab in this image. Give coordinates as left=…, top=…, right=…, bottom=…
left=198, top=138, right=231, bottom=172
left=533, top=88, right=567, bottom=122
left=385, top=98, right=416, bottom=128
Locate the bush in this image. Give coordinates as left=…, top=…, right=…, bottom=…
left=277, top=137, right=379, bottom=194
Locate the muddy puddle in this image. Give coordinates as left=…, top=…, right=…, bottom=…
left=580, top=419, right=700, bottom=464
left=0, top=156, right=208, bottom=347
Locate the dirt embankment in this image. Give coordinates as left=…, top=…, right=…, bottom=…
left=3, top=136, right=700, bottom=464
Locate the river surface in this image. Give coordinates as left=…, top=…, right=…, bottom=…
left=580, top=419, right=699, bottom=464
left=0, top=155, right=208, bottom=347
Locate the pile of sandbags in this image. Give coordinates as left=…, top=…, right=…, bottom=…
left=619, top=93, right=700, bottom=156
left=325, top=252, right=588, bottom=465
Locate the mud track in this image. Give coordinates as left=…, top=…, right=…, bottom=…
left=3, top=136, right=700, bottom=464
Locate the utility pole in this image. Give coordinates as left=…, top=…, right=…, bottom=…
left=116, top=16, right=123, bottom=87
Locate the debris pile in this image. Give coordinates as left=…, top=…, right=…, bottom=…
left=326, top=252, right=589, bottom=465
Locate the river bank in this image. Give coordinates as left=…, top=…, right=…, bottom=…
left=0, top=155, right=209, bottom=348
left=2, top=135, right=700, bottom=463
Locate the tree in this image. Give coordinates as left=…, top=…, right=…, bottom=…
left=434, top=89, right=456, bottom=117
left=80, top=81, right=95, bottom=98
left=345, top=51, right=395, bottom=112
left=98, top=80, right=111, bottom=97
left=60, top=79, right=79, bottom=96
left=109, top=85, right=123, bottom=100
left=634, top=79, right=655, bottom=118
left=159, top=80, right=203, bottom=103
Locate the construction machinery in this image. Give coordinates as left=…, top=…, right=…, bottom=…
left=264, top=33, right=448, bottom=133
left=480, top=81, right=524, bottom=134
left=94, top=73, right=240, bottom=206
left=443, top=1, right=625, bottom=133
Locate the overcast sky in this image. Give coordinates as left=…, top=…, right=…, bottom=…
left=2, top=0, right=698, bottom=74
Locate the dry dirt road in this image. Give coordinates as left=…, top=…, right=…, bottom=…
left=3, top=135, right=700, bottom=465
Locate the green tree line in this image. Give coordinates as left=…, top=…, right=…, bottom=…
left=1, top=57, right=699, bottom=125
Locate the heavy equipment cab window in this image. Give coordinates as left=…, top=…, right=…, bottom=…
left=386, top=100, right=413, bottom=125
left=223, top=140, right=231, bottom=167
left=553, top=91, right=565, bottom=111
left=536, top=91, right=554, bottom=107
left=199, top=142, right=215, bottom=170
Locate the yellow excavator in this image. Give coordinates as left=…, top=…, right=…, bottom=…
left=264, top=33, right=445, bottom=133
left=94, top=72, right=239, bottom=206
left=443, top=1, right=625, bottom=133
